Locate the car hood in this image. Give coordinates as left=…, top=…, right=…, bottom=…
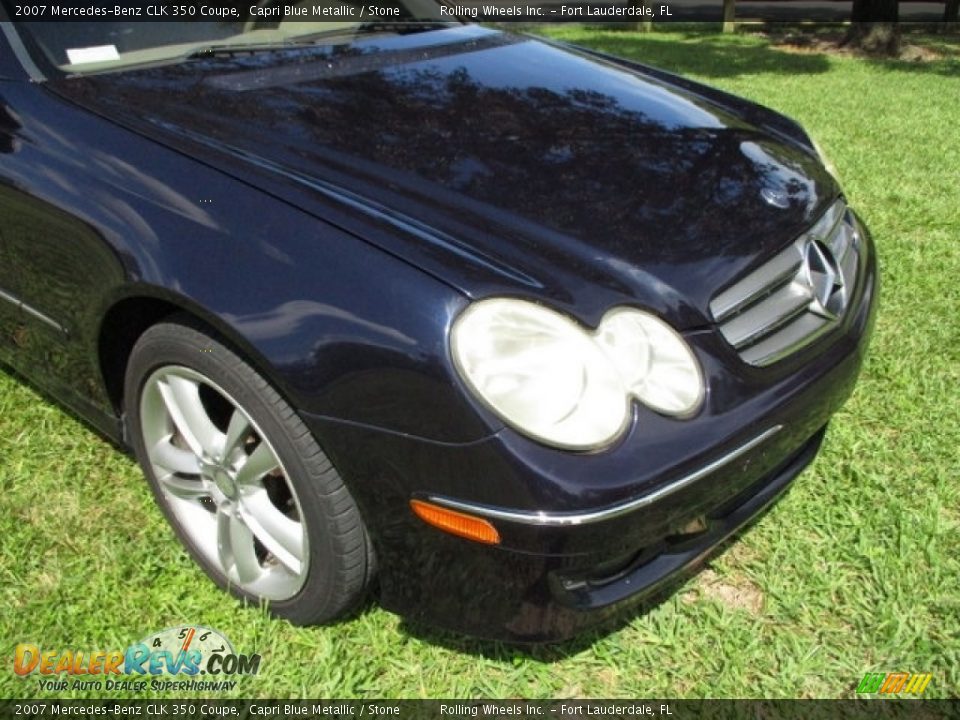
left=50, top=25, right=838, bottom=328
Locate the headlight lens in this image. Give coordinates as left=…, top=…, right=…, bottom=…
left=594, top=308, right=705, bottom=416
left=451, top=299, right=704, bottom=450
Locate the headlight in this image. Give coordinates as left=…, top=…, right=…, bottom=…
left=450, top=299, right=704, bottom=451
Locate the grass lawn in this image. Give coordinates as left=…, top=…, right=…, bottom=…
left=2, top=27, right=959, bottom=700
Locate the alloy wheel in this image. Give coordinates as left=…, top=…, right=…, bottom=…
left=138, top=365, right=308, bottom=601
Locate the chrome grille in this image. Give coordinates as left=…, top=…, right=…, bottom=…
left=710, top=200, right=861, bottom=366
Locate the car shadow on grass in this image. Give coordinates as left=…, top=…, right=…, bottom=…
left=394, top=512, right=780, bottom=662
left=0, top=362, right=129, bottom=453
left=0, top=360, right=782, bottom=662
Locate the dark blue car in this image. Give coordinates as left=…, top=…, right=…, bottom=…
left=0, top=6, right=876, bottom=641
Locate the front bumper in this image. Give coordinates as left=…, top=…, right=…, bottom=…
left=303, top=222, right=878, bottom=642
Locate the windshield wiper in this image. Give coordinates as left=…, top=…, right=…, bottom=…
left=289, top=20, right=454, bottom=43
left=182, top=21, right=454, bottom=60
left=183, top=41, right=306, bottom=60
left=354, top=20, right=454, bottom=33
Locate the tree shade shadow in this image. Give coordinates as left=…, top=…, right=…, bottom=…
left=754, top=23, right=960, bottom=78
left=861, top=51, right=960, bottom=77
left=545, top=28, right=832, bottom=78
left=543, top=24, right=960, bottom=79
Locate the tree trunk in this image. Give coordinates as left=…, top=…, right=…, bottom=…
left=723, top=0, right=736, bottom=33
left=944, top=0, right=959, bottom=32
left=842, top=0, right=901, bottom=55
left=627, top=0, right=653, bottom=32
left=849, top=0, right=898, bottom=22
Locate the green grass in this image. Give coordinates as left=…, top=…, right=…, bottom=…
left=2, top=27, right=959, bottom=700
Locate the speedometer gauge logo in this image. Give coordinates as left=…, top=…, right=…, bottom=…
left=134, top=625, right=257, bottom=676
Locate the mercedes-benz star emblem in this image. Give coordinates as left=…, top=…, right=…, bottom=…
left=804, top=239, right=846, bottom=320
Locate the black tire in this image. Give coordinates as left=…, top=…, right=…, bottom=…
left=123, top=317, right=374, bottom=624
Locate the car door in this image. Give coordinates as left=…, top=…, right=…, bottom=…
left=0, top=26, right=30, bottom=359
left=0, top=22, right=123, bottom=423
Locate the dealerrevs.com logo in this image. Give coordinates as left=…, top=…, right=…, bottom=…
left=14, top=626, right=260, bottom=693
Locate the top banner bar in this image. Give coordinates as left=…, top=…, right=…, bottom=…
left=2, top=1, right=949, bottom=24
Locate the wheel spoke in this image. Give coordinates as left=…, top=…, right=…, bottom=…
left=151, top=436, right=201, bottom=475
left=157, top=374, right=223, bottom=459
left=158, top=473, right=209, bottom=501
left=235, top=442, right=280, bottom=486
left=140, top=362, right=310, bottom=600
left=222, top=410, right=251, bottom=462
left=240, top=490, right=303, bottom=575
left=217, top=506, right=261, bottom=584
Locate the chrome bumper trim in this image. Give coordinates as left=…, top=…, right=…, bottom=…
left=427, top=425, right=784, bottom=526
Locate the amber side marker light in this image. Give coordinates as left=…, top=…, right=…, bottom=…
left=410, top=499, right=501, bottom=545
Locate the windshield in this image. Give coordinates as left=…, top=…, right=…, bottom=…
left=13, top=0, right=451, bottom=75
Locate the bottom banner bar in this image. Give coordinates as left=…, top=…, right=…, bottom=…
left=2, top=700, right=959, bottom=720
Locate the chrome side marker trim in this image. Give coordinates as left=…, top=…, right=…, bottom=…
left=0, top=286, right=68, bottom=335
left=427, top=425, right=784, bottom=526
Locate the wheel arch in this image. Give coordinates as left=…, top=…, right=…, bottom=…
left=96, top=290, right=296, bottom=426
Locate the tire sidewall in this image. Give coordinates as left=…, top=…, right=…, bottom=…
left=123, top=321, right=367, bottom=624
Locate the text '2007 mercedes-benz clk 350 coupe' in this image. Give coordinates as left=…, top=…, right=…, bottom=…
left=0, top=3, right=876, bottom=641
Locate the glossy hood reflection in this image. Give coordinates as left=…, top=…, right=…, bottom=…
left=49, top=25, right=838, bottom=327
